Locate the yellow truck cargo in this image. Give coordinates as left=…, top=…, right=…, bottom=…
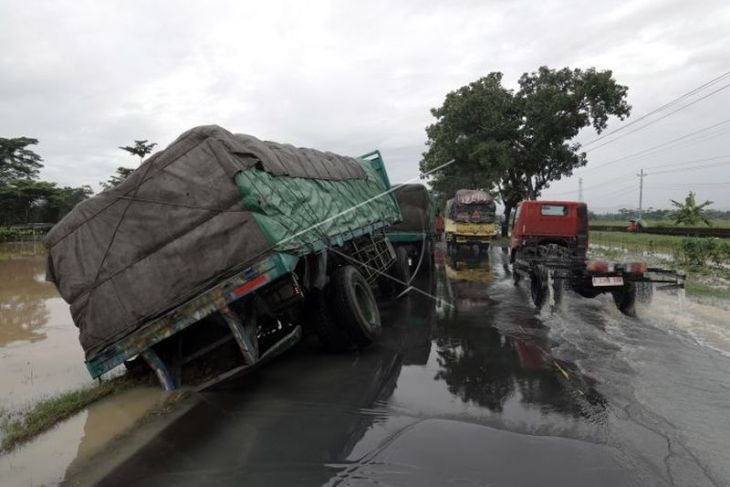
left=444, top=189, right=498, bottom=257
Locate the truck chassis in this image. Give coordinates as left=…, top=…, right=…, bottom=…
left=512, top=244, right=685, bottom=316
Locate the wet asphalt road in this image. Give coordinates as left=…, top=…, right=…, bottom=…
left=97, top=248, right=730, bottom=487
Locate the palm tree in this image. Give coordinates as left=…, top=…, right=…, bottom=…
left=670, top=191, right=713, bottom=226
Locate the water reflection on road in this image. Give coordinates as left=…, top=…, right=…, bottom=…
left=101, top=246, right=721, bottom=486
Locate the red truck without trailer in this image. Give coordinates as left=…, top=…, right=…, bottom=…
left=509, top=200, right=684, bottom=316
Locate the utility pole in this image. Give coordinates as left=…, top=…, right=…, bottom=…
left=578, top=178, right=583, bottom=201
left=637, top=169, right=645, bottom=220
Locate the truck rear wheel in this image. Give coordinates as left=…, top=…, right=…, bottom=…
left=530, top=268, right=548, bottom=309
left=308, top=290, right=352, bottom=352
left=636, top=282, right=654, bottom=304
left=332, top=265, right=382, bottom=347
left=613, top=283, right=637, bottom=317
left=379, top=246, right=411, bottom=297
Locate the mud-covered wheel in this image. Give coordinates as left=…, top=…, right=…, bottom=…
left=422, top=239, right=433, bottom=272
left=552, top=277, right=564, bottom=307
left=613, top=282, right=637, bottom=316
left=530, top=267, right=548, bottom=309
left=332, top=265, right=382, bottom=347
left=379, top=246, right=411, bottom=297
left=512, top=267, right=521, bottom=286
left=308, top=290, right=353, bottom=352
left=636, top=282, right=654, bottom=304
left=124, top=356, right=151, bottom=377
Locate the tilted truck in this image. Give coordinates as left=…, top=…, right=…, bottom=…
left=509, top=200, right=684, bottom=316
left=444, top=189, right=499, bottom=257
left=44, top=125, right=403, bottom=390
left=381, top=183, right=435, bottom=295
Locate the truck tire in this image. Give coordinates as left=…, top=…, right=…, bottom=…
left=552, top=277, right=564, bottom=307
left=530, top=268, right=548, bottom=309
left=636, top=282, right=654, bottom=304
left=332, top=265, right=382, bottom=347
left=379, top=246, right=411, bottom=297
left=422, top=239, right=433, bottom=272
left=613, top=283, right=637, bottom=317
left=308, top=290, right=353, bottom=352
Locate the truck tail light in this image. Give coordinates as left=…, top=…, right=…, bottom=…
left=626, top=262, right=647, bottom=274
left=586, top=260, right=609, bottom=273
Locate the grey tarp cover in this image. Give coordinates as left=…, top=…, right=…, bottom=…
left=387, top=184, right=430, bottom=233
left=44, top=125, right=370, bottom=358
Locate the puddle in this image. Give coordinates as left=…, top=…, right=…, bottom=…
left=0, top=244, right=92, bottom=413
left=0, top=386, right=166, bottom=487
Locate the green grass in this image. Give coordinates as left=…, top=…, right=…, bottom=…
left=685, top=279, right=730, bottom=300
left=588, top=231, right=730, bottom=301
left=0, top=377, right=133, bottom=452
left=591, top=219, right=730, bottom=228
left=590, top=231, right=685, bottom=256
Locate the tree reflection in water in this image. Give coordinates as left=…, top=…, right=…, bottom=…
left=435, top=259, right=607, bottom=420
left=0, top=253, right=57, bottom=347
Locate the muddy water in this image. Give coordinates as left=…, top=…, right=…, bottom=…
left=0, top=243, right=169, bottom=487
left=98, top=246, right=730, bottom=487
left=0, top=243, right=92, bottom=412
left=0, top=386, right=166, bottom=487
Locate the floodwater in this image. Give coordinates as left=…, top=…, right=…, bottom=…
left=0, top=386, right=166, bottom=487
left=0, top=243, right=166, bottom=487
left=0, top=243, right=91, bottom=412
left=95, top=246, right=730, bottom=487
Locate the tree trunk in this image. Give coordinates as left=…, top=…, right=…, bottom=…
left=502, top=202, right=514, bottom=237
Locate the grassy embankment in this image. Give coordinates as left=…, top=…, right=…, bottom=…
left=591, top=219, right=730, bottom=228
left=590, top=231, right=730, bottom=299
left=0, top=377, right=134, bottom=453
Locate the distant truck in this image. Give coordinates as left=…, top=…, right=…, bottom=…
left=44, top=126, right=403, bottom=390
left=382, top=183, right=435, bottom=295
left=509, top=200, right=684, bottom=316
left=444, top=189, right=499, bottom=257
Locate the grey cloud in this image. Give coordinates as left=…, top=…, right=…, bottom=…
left=1, top=0, right=728, bottom=208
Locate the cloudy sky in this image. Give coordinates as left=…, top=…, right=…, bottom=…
left=1, top=0, right=729, bottom=210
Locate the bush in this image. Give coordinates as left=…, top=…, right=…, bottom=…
left=679, top=238, right=728, bottom=267
left=0, top=227, right=34, bottom=242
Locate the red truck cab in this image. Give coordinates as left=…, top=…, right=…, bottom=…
left=510, top=200, right=589, bottom=260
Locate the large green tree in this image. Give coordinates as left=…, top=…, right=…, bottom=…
left=0, top=180, right=92, bottom=225
left=420, top=67, right=631, bottom=233
left=0, top=137, right=44, bottom=184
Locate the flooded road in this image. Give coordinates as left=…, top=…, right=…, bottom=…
left=95, top=247, right=730, bottom=487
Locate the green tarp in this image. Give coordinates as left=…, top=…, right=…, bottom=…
left=236, top=165, right=400, bottom=251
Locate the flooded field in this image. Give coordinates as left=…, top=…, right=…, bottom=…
left=0, top=243, right=168, bottom=487
left=0, top=243, right=91, bottom=412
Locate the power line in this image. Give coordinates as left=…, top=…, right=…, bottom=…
left=581, top=117, right=730, bottom=173
left=652, top=181, right=730, bottom=187
left=584, top=81, right=730, bottom=153
left=581, top=70, right=730, bottom=148
left=642, top=154, right=730, bottom=171
left=650, top=160, right=729, bottom=175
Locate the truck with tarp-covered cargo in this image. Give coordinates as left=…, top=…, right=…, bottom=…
left=444, top=189, right=499, bottom=258
left=44, top=125, right=404, bottom=390
left=380, top=184, right=435, bottom=296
